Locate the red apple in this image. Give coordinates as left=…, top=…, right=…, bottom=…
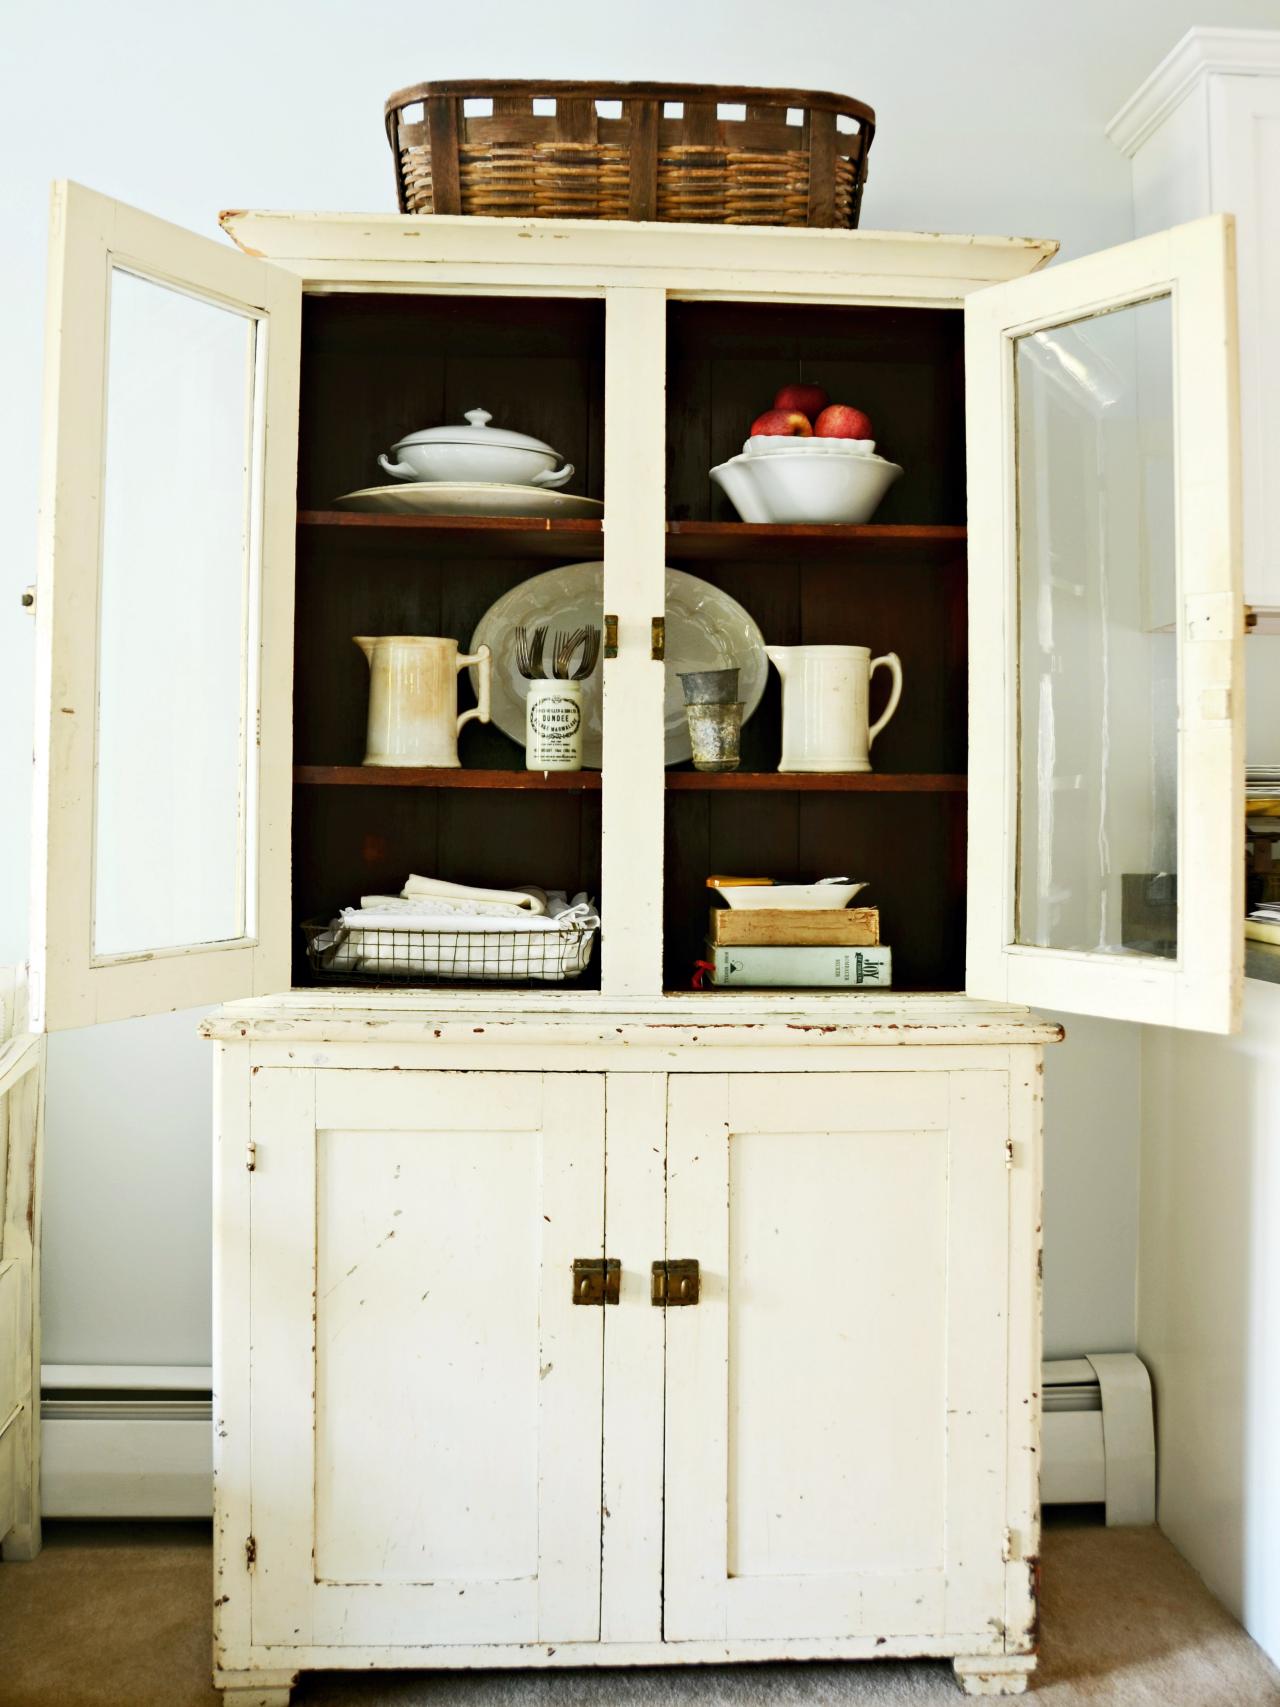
left=814, top=404, right=874, bottom=440
left=773, top=381, right=829, bottom=419
left=750, top=408, right=813, bottom=437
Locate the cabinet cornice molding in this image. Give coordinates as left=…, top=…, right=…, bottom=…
left=1109, top=25, right=1280, bottom=156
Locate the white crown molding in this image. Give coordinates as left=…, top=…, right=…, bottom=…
left=1108, top=26, right=1280, bottom=156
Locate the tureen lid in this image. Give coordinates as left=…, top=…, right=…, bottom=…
left=392, top=408, right=561, bottom=458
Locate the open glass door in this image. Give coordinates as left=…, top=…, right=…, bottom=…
left=966, top=216, right=1243, bottom=1033
left=30, top=182, right=300, bottom=1031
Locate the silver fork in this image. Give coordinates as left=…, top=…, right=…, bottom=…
left=515, top=624, right=547, bottom=679
left=552, top=627, right=589, bottom=679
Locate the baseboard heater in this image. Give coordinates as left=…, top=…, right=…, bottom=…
left=1041, top=1353, right=1155, bottom=1525
left=40, top=1365, right=212, bottom=1518
left=40, top=1357, right=1154, bottom=1524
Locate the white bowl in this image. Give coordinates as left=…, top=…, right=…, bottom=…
left=710, top=450, right=903, bottom=525
left=718, top=882, right=868, bottom=911
left=744, top=434, right=876, bottom=458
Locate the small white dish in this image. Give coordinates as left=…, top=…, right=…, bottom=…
left=378, top=408, right=574, bottom=488
left=744, top=434, right=876, bottom=458
left=710, top=450, right=903, bottom=525
left=719, top=881, right=868, bottom=911
left=333, top=483, right=603, bottom=520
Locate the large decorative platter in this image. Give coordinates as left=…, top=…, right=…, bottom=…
left=470, top=562, right=767, bottom=768
left=333, top=482, right=603, bottom=520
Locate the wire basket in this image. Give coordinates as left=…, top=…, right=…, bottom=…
left=302, top=918, right=597, bottom=986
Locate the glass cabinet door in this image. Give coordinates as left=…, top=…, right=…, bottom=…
left=966, top=217, right=1243, bottom=1032
left=30, top=183, right=300, bottom=1030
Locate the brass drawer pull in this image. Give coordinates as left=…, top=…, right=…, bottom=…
left=572, top=1257, right=620, bottom=1305
left=651, top=1258, right=700, bottom=1306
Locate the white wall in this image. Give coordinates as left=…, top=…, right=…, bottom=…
left=5, top=0, right=1276, bottom=1368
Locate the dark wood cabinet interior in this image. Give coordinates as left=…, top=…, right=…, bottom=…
left=292, top=291, right=967, bottom=994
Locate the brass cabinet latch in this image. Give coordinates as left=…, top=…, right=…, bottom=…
left=572, top=1257, right=620, bottom=1305
left=651, top=1258, right=700, bottom=1306
left=603, top=614, right=619, bottom=659
left=651, top=616, right=666, bottom=661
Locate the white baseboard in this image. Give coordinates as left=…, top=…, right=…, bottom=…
left=40, top=1366, right=212, bottom=1518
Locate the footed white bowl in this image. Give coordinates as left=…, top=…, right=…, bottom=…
left=710, top=449, right=903, bottom=525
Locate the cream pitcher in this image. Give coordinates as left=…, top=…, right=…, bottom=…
left=767, top=644, right=903, bottom=773
left=355, top=636, right=492, bottom=767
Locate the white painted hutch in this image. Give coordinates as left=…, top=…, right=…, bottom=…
left=19, top=184, right=1244, bottom=1699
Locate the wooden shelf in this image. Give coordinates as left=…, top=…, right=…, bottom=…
left=294, top=765, right=601, bottom=790
left=667, top=771, right=965, bottom=792
left=664, top=522, right=966, bottom=563
left=297, top=513, right=965, bottom=565
left=296, top=766, right=963, bottom=795
left=297, top=511, right=604, bottom=560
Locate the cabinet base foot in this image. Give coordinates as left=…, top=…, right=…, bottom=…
left=1, top=1519, right=43, bottom=1562
left=213, top=1669, right=297, bottom=1706
left=953, top=1654, right=1036, bottom=1695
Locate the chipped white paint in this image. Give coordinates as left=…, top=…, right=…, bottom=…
left=213, top=1035, right=1044, bottom=1699
left=26, top=189, right=1239, bottom=1702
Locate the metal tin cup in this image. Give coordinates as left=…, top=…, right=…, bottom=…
left=686, top=701, right=743, bottom=772
left=678, top=667, right=739, bottom=705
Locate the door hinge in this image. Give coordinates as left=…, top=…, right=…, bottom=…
left=603, top=614, right=619, bottom=659
left=1005, top=1137, right=1015, bottom=1170
left=651, top=1258, right=700, bottom=1306
left=245, top=1535, right=257, bottom=1570
left=651, top=616, right=666, bottom=661
left=1002, top=1526, right=1018, bottom=1564
left=246, top=1141, right=257, bottom=1173
left=571, top=1257, right=620, bottom=1305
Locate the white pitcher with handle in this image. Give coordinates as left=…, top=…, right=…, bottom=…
left=767, top=644, right=903, bottom=773
left=355, top=636, right=492, bottom=767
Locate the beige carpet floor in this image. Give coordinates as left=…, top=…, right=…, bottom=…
left=1, top=1517, right=1278, bottom=1706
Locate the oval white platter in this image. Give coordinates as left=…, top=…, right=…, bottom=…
left=470, top=562, right=767, bottom=768
left=333, top=482, right=604, bottom=520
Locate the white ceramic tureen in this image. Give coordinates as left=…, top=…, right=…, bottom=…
left=378, top=408, right=575, bottom=488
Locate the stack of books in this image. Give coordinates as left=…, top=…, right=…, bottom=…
left=704, top=889, right=891, bottom=989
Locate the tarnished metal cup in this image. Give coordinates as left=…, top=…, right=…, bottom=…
left=686, top=701, right=743, bottom=772
left=678, top=667, right=739, bottom=705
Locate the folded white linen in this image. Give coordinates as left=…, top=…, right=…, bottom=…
left=401, top=874, right=546, bottom=913
left=358, top=894, right=532, bottom=920
left=340, top=892, right=599, bottom=935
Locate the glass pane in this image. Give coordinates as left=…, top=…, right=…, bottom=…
left=93, top=269, right=261, bottom=960
left=1014, top=295, right=1177, bottom=959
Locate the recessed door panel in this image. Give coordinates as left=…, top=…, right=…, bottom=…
left=664, top=1071, right=1010, bottom=1644
left=249, top=1069, right=605, bottom=1648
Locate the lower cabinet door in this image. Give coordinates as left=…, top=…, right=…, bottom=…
left=247, top=1068, right=606, bottom=1649
left=663, top=1071, right=1012, bottom=1643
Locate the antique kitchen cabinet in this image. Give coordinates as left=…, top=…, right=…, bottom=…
left=25, top=181, right=1244, bottom=1699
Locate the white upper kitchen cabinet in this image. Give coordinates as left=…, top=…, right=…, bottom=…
left=1110, top=26, right=1280, bottom=626
left=28, top=185, right=1244, bottom=1036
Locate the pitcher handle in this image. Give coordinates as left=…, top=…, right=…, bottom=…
left=456, top=645, right=492, bottom=733
left=868, top=652, right=903, bottom=747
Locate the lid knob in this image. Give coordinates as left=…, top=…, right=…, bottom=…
left=464, top=407, right=492, bottom=429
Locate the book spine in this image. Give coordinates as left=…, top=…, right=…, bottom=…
left=709, top=945, right=893, bottom=987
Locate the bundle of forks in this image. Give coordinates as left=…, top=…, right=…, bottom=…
left=515, top=625, right=601, bottom=681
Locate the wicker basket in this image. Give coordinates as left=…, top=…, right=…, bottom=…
left=385, top=81, right=874, bottom=228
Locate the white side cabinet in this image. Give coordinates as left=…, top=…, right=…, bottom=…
left=1110, top=26, right=1280, bottom=623
left=205, top=1011, right=1051, bottom=1700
